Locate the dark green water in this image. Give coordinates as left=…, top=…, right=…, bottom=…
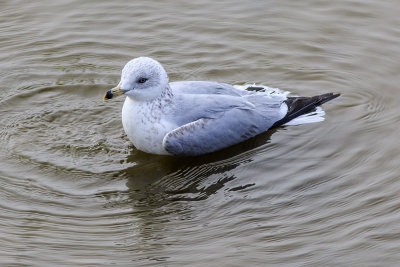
left=1, top=0, right=400, bottom=265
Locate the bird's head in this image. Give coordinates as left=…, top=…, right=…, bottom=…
left=103, top=57, right=169, bottom=101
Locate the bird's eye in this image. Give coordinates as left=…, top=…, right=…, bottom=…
left=137, top=77, right=148, bottom=84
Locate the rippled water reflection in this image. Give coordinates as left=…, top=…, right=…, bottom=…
left=1, top=0, right=400, bottom=265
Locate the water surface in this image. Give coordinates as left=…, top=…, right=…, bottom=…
left=1, top=0, right=400, bottom=265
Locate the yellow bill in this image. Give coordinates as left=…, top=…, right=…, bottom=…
left=103, top=85, right=124, bottom=101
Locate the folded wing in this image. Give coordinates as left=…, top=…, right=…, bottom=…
left=162, top=106, right=283, bottom=157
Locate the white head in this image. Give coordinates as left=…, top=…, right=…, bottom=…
left=104, top=57, right=169, bottom=102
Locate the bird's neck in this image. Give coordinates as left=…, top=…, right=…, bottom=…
left=136, top=84, right=174, bottom=112
left=160, top=84, right=173, bottom=100
left=152, top=84, right=174, bottom=108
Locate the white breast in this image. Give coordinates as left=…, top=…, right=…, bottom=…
left=121, top=97, right=173, bottom=155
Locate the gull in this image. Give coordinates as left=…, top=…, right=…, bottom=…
left=103, top=57, right=339, bottom=157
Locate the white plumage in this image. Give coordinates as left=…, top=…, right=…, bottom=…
left=104, top=57, right=339, bottom=156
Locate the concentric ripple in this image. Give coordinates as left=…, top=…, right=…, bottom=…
left=1, top=0, right=400, bottom=265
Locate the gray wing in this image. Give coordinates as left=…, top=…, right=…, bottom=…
left=170, top=81, right=249, bottom=96
left=162, top=98, right=286, bottom=156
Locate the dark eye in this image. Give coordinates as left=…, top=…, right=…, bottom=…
left=137, top=77, right=148, bottom=84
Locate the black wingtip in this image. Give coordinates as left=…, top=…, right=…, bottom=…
left=317, top=92, right=340, bottom=105
left=272, top=92, right=340, bottom=128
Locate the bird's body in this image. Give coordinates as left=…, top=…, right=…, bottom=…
left=104, top=57, right=339, bottom=157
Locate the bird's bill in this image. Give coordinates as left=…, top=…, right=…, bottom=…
left=103, top=85, right=124, bottom=100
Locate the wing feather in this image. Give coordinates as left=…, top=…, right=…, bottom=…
left=163, top=107, right=280, bottom=157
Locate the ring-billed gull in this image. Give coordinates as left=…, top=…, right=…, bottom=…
left=103, top=57, right=339, bottom=156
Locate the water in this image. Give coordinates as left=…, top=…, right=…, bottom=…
left=1, top=0, right=400, bottom=265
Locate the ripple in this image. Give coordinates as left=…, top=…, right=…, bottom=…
left=1, top=0, right=400, bottom=265
left=0, top=84, right=130, bottom=175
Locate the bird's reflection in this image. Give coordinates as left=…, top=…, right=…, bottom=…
left=107, top=129, right=278, bottom=262
left=121, top=129, right=278, bottom=205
